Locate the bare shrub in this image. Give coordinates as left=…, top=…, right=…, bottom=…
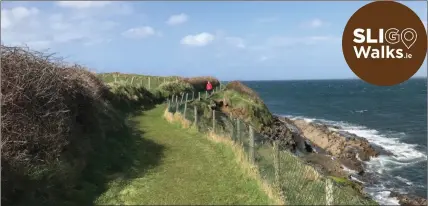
left=1, top=45, right=111, bottom=204
left=183, top=76, right=220, bottom=91
left=157, top=80, right=195, bottom=98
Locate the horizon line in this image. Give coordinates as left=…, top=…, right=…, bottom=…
left=223, top=76, right=427, bottom=82
left=97, top=72, right=427, bottom=82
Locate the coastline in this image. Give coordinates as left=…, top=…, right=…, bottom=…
left=271, top=114, right=427, bottom=206
left=209, top=79, right=426, bottom=205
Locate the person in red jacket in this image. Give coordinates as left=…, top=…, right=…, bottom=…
left=206, top=81, right=213, bottom=94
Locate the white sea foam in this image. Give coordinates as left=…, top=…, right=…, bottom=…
left=350, top=175, right=365, bottom=184
left=286, top=115, right=427, bottom=163
left=364, top=188, right=400, bottom=205
left=281, top=114, right=427, bottom=205
left=354, top=109, right=368, bottom=113
left=396, top=176, right=413, bottom=186
left=341, top=164, right=358, bottom=174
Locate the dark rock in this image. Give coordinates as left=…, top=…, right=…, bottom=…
left=304, top=141, right=313, bottom=153
left=260, top=116, right=297, bottom=151
left=289, top=118, right=384, bottom=175
left=339, top=157, right=364, bottom=174
left=390, top=191, right=428, bottom=206
left=209, top=100, right=217, bottom=110
left=302, top=153, right=347, bottom=177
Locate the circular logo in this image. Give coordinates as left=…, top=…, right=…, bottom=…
left=342, top=1, right=427, bottom=86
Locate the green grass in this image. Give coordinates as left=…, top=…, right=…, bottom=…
left=99, top=73, right=180, bottom=88
left=176, top=99, right=376, bottom=205
left=210, top=89, right=274, bottom=130
left=252, top=142, right=377, bottom=205
left=95, top=105, right=272, bottom=205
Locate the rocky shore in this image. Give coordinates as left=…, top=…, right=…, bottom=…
left=213, top=96, right=426, bottom=206
left=390, top=191, right=428, bottom=206
left=263, top=115, right=426, bottom=206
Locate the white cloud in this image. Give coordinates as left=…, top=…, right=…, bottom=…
left=310, top=19, right=323, bottom=28
left=1, top=5, right=121, bottom=50
left=10, top=6, right=39, bottom=19
left=181, top=32, right=215, bottom=47
left=225, top=37, right=246, bottom=48
left=1, top=6, right=39, bottom=29
left=122, top=26, right=157, bottom=39
left=56, top=1, right=111, bottom=9
left=302, top=18, right=328, bottom=28
left=166, top=13, right=188, bottom=26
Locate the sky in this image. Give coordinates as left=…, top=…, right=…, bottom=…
left=1, top=1, right=427, bottom=81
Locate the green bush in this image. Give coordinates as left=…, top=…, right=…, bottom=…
left=106, top=81, right=161, bottom=111
left=156, top=80, right=195, bottom=98
left=211, top=86, right=273, bottom=131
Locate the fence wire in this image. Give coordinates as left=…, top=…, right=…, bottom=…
left=166, top=91, right=375, bottom=206
left=100, top=74, right=180, bottom=90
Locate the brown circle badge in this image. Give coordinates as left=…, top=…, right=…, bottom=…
left=342, top=1, right=427, bottom=86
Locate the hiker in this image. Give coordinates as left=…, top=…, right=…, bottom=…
left=206, top=81, right=213, bottom=94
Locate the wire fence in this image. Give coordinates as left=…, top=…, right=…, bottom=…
left=99, top=74, right=180, bottom=90
left=165, top=92, right=376, bottom=205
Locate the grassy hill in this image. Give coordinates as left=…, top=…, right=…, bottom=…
left=1, top=45, right=270, bottom=206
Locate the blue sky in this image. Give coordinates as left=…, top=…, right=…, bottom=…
left=1, top=1, right=427, bottom=80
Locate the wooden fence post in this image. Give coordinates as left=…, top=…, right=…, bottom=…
left=231, top=117, right=236, bottom=142
left=148, top=77, right=151, bottom=89
left=198, top=92, right=201, bottom=101
left=175, top=95, right=179, bottom=112
left=184, top=93, right=188, bottom=118
left=249, top=126, right=255, bottom=164
left=184, top=102, right=187, bottom=119
left=212, top=110, right=216, bottom=133
left=192, top=91, right=195, bottom=101
left=205, top=91, right=208, bottom=99
left=180, top=93, right=184, bottom=104
left=131, top=76, right=135, bottom=85
left=167, top=97, right=170, bottom=109
left=237, top=119, right=241, bottom=144
left=114, top=75, right=117, bottom=83
left=273, top=140, right=280, bottom=189
left=326, top=179, right=333, bottom=205
left=194, top=106, right=198, bottom=125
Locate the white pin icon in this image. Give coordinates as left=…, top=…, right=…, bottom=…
left=401, top=28, right=417, bottom=49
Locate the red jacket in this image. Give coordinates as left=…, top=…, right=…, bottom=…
left=206, top=82, right=213, bottom=91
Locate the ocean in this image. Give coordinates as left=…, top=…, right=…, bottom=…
left=242, top=78, right=427, bottom=205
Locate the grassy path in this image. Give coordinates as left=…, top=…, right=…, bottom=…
left=95, top=105, right=271, bottom=205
